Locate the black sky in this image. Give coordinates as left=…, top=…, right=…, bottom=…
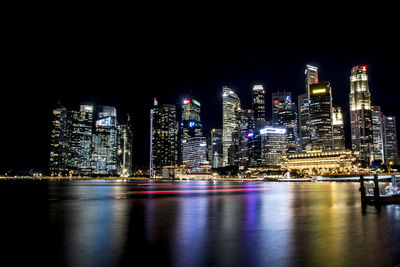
left=2, top=13, right=400, bottom=173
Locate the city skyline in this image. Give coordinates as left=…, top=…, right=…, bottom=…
left=3, top=41, right=400, bottom=174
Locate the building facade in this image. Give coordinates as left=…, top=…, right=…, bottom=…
left=49, top=103, right=69, bottom=176
left=117, top=114, right=133, bottom=177
left=91, top=106, right=118, bottom=176
left=382, top=115, right=399, bottom=164
left=309, top=82, right=333, bottom=151
left=332, top=107, right=346, bottom=150
left=371, top=106, right=384, bottom=162
left=182, top=137, right=207, bottom=172
left=349, top=65, right=373, bottom=164
left=222, top=86, right=241, bottom=167
left=151, top=101, right=178, bottom=176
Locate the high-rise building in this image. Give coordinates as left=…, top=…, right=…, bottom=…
left=371, top=106, right=384, bottom=162
left=332, top=107, right=346, bottom=150
left=180, top=98, right=202, bottom=140
left=180, top=98, right=203, bottom=165
left=309, top=82, right=333, bottom=151
left=305, top=65, right=319, bottom=98
left=209, top=129, right=223, bottom=168
left=49, top=102, right=69, bottom=176
left=382, top=115, right=398, bottom=164
left=252, top=85, right=265, bottom=122
left=182, top=137, right=207, bottom=172
left=272, top=91, right=298, bottom=153
left=299, top=65, right=319, bottom=152
left=298, top=93, right=310, bottom=152
left=236, top=109, right=253, bottom=170
left=68, top=105, right=94, bottom=176
left=260, top=127, right=287, bottom=166
left=117, top=114, right=133, bottom=177
left=151, top=100, right=178, bottom=176
left=272, top=91, right=292, bottom=126
left=91, top=106, right=118, bottom=175
left=222, top=86, right=241, bottom=167
left=349, top=65, right=373, bottom=163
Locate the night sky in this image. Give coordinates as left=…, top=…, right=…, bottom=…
left=3, top=17, right=400, bottom=174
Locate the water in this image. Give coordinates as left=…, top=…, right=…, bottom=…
left=0, top=180, right=399, bottom=266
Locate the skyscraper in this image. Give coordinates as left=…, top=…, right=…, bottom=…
left=68, top=105, right=94, bottom=176
left=371, top=106, right=384, bottom=162
left=305, top=65, right=319, bottom=98
left=299, top=65, right=319, bottom=152
left=117, top=114, right=133, bottom=177
left=180, top=98, right=202, bottom=140
left=222, top=86, right=240, bottom=167
left=209, top=128, right=223, bottom=168
left=91, top=106, right=118, bottom=175
left=332, top=107, right=346, bottom=150
left=272, top=91, right=298, bottom=153
left=49, top=102, right=69, bottom=176
left=298, top=93, right=310, bottom=151
left=349, top=65, right=373, bottom=163
left=309, top=82, right=333, bottom=151
left=252, top=85, right=265, bottom=122
left=272, top=91, right=291, bottom=126
left=180, top=98, right=203, bottom=165
left=260, top=127, right=287, bottom=166
left=382, top=115, right=398, bottom=164
left=151, top=100, right=178, bottom=176
left=182, top=137, right=207, bottom=172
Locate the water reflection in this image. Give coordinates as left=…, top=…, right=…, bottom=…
left=1, top=180, right=399, bottom=266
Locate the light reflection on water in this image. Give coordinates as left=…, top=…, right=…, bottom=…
left=0, top=180, right=399, bottom=266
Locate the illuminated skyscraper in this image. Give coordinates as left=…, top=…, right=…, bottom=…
left=151, top=100, right=178, bottom=176
left=180, top=98, right=202, bottom=139
left=272, top=91, right=298, bottom=153
left=305, top=65, right=319, bottom=98
left=117, top=114, right=133, bottom=177
left=182, top=137, right=207, bottom=172
left=382, top=115, right=398, bottom=164
left=49, top=102, right=69, bottom=176
left=180, top=98, right=203, bottom=165
left=69, top=105, right=94, bottom=176
left=309, top=82, right=333, bottom=151
left=298, top=93, right=310, bottom=151
left=272, top=91, right=291, bottom=126
left=209, top=129, right=223, bottom=168
left=349, top=65, right=373, bottom=163
left=252, top=85, right=265, bottom=122
left=222, top=86, right=240, bottom=167
left=299, top=65, right=319, bottom=151
left=332, top=107, right=346, bottom=150
left=260, top=127, right=287, bottom=166
left=91, top=106, right=118, bottom=175
left=371, top=106, right=384, bottom=162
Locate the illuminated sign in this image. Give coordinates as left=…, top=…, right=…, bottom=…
left=273, top=100, right=279, bottom=104
left=188, top=121, right=196, bottom=128
left=312, top=88, right=327, bottom=94
left=96, top=117, right=112, bottom=127
left=83, top=105, right=93, bottom=111
left=183, top=99, right=191, bottom=104
left=253, top=85, right=264, bottom=91
left=192, top=99, right=201, bottom=106
left=387, top=117, right=393, bottom=120
left=260, top=127, right=286, bottom=135
left=285, top=95, right=291, bottom=102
